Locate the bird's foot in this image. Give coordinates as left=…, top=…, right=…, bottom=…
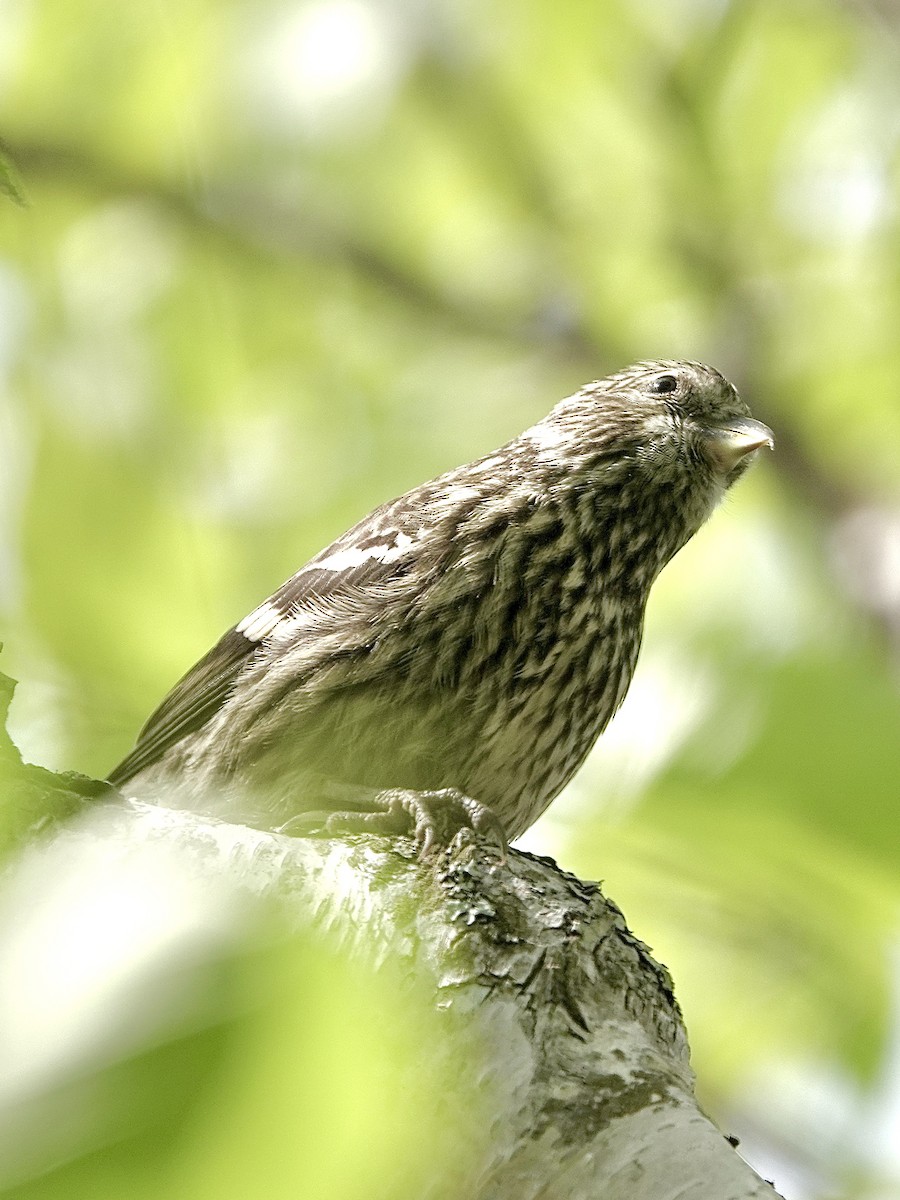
left=278, top=786, right=508, bottom=862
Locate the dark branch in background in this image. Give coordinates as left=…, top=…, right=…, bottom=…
left=9, top=139, right=598, bottom=362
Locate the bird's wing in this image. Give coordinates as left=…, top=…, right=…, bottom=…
left=107, top=625, right=260, bottom=786
left=107, top=498, right=442, bottom=787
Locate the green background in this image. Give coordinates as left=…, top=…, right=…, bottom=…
left=1, top=0, right=899, bottom=1196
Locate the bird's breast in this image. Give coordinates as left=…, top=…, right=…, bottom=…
left=448, top=545, right=646, bottom=833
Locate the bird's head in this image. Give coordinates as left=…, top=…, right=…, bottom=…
left=520, top=359, right=773, bottom=572
left=535, top=359, right=772, bottom=485
left=527, top=358, right=769, bottom=484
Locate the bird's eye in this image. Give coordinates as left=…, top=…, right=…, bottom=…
left=648, top=373, right=679, bottom=394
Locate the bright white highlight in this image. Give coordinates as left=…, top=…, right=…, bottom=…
left=236, top=599, right=286, bottom=642
left=0, top=828, right=241, bottom=1114
left=242, top=0, right=402, bottom=136
left=309, top=531, right=413, bottom=573
left=522, top=422, right=566, bottom=451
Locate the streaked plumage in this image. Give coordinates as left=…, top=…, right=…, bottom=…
left=109, top=361, right=772, bottom=847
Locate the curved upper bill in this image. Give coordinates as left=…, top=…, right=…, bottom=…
left=702, top=417, right=774, bottom=473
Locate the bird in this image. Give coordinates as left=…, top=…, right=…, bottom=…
left=109, top=360, right=773, bottom=855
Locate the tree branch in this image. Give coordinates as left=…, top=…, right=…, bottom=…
left=100, top=800, right=783, bottom=1200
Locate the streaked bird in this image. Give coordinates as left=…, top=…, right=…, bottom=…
left=109, top=361, right=773, bottom=853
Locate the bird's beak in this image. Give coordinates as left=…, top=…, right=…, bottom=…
left=702, top=417, right=774, bottom=474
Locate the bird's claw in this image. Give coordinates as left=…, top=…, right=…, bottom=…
left=278, top=787, right=508, bottom=863
left=381, top=788, right=508, bottom=863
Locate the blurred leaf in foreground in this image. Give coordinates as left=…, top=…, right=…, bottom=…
left=0, top=809, right=488, bottom=1200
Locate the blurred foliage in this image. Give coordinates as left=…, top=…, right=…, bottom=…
left=1, top=0, right=900, bottom=1196
left=0, top=667, right=110, bottom=857
left=0, top=813, right=484, bottom=1200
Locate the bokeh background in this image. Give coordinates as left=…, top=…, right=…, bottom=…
left=1, top=0, right=900, bottom=1196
